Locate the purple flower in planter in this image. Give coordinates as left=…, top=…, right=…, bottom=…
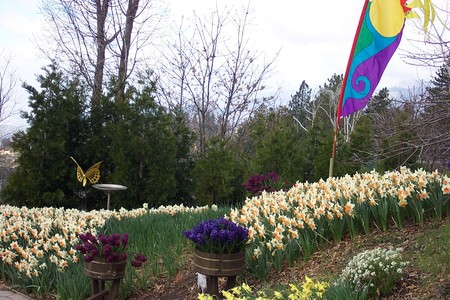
left=75, top=232, right=147, bottom=268
left=84, top=254, right=94, bottom=263
left=121, top=233, right=129, bottom=246
left=184, top=217, right=249, bottom=254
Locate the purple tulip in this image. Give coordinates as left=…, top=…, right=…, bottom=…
left=131, top=260, right=142, bottom=267
left=121, top=233, right=129, bottom=246
left=84, top=255, right=94, bottom=262
left=134, top=254, right=147, bottom=263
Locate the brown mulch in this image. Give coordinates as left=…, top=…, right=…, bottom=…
left=130, top=218, right=450, bottom=300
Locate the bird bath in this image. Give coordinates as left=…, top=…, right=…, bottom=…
left=93, top=184, right=127, bottom=210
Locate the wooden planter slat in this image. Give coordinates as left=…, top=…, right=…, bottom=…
left=84, top=258, right=126, bottom=300
left=193, top=249, right=246, bottom=298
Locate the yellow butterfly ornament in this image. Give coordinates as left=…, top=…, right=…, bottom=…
left=70, top=156, right=102, bottom=186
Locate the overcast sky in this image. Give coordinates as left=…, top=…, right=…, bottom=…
left=0, top=0, right=447, bottom=130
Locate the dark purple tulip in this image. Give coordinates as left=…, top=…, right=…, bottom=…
left=79, top=233, right=88, bottom=243
left=86, top=232, right=97, bottom=243
left=84, top=255, right=94, bottom=262
left=98, top=234, right=109, bottom=245
left=91, top=248, right=99, bottom=256
left=121, top=233, right=129, bottom=246
left=103, top=244, right=111, bottom=257
left=131, top=260, right=142, bottom=267
left=119, top=253, right=127, bottom=262
left=134, top=254, right=147, bottom=262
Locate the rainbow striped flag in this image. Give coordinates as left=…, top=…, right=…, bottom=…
left=338, top=0, right=412, bottom=118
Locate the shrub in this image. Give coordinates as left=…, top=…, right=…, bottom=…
left=242, top=172, right=289, bottom=196
left=337, top=246, right=409, bottom=297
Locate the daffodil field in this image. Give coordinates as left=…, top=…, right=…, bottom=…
left=228, top=167, right=449, bottom=277
left=0, top=204, right=226, bottom=298
left=0, top=167, right=449, bottom=299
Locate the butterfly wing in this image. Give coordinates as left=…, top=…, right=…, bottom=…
left=70, top=156, right=86, bottom=185
left=85, top=161, right=102, bottom=185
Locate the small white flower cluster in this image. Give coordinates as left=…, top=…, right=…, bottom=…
left=338, top=246, right=409, bottom=291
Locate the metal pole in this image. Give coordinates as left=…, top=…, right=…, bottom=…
left=107, top=192, right=110, bottom=210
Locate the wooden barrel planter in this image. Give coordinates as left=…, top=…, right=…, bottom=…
left=84, top=258, right=126, bottom=300
left=193, top=249, right=246, bottom=297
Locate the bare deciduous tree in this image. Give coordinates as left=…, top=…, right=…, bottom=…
left=38, top=0, right=164, bottom=104
left=0, top=50, right=19, bottom=127
left=156, top=3, right=278, bottom=152
left=401, top=1, right=450, bottom=68
left=310, top=75, right=362, bottom=142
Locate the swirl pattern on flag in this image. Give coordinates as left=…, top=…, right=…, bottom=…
left=340, top=0, right=406, bottom=118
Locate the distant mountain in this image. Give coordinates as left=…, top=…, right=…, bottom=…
left=0, top=124, right=27, bottom=140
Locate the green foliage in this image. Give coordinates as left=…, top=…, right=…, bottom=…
left=365, top=87, right=392, bottom=115
left=55, top=262, right=90, bottom=300
left=191, top=138, right=244, bottom=205
left=253, top=110, right=303, bottom=183
left=108, top=81, right=178, bottom=208
left=323, top=282, right=369, bottom=300
left=1, top=66, right=196, bottom=210
left=169, top=110, right=196, bottom=205
left=300, top=120, right=333, bottom=181
left=237, top=106, right=305, bottom=184
left=2, top=64, right=89, bottom=208
left=289, top=80, right=312, bottom=136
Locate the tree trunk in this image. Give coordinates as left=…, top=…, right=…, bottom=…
left=116, top=0, right=140, bottom=103
left=92, top=0, right=110, bottom=105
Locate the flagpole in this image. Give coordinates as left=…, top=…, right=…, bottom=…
left=329, top=0, right=370, bottom=178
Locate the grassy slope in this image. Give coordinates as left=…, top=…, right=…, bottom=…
left=250, top=218, right=450, bottom=300
left=135, top=217, right=450, bottom=300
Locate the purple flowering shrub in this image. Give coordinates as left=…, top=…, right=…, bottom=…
left=242, top=171, right=289, bottom=196
left=75, top=232, right=147, bottom=267
left=183, top=217, right=249, bottom=254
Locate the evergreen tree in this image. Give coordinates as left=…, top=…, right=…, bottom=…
left=366, top=87, right=392, bottom=115
left=191, top=138, right=243, bottom=206
left=168, top=109, right=196, bottom=205
left=300, top=117, right=333, bottom=181
left=2, top=64, right=89, bottom=207
left=349, top=88, right=393, bottom=171
left=289, top=80, right=312, bottom=133
left=422, top=61, right=450, bottom=170
left=107, top=80, right=179, bottom=208
left=252, top=107, right=303, bottom=183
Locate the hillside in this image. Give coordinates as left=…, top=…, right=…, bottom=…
left=132, top=218, right=450, bottom=300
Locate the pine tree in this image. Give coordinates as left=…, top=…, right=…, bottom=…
left=107, top=80, right=179, bottom=208
left=2, top=64, right=88, bottom=207
left=289, top=80, right=312, bottom=133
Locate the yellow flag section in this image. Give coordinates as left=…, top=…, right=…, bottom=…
left=370, top=0, right=406, bottom=37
